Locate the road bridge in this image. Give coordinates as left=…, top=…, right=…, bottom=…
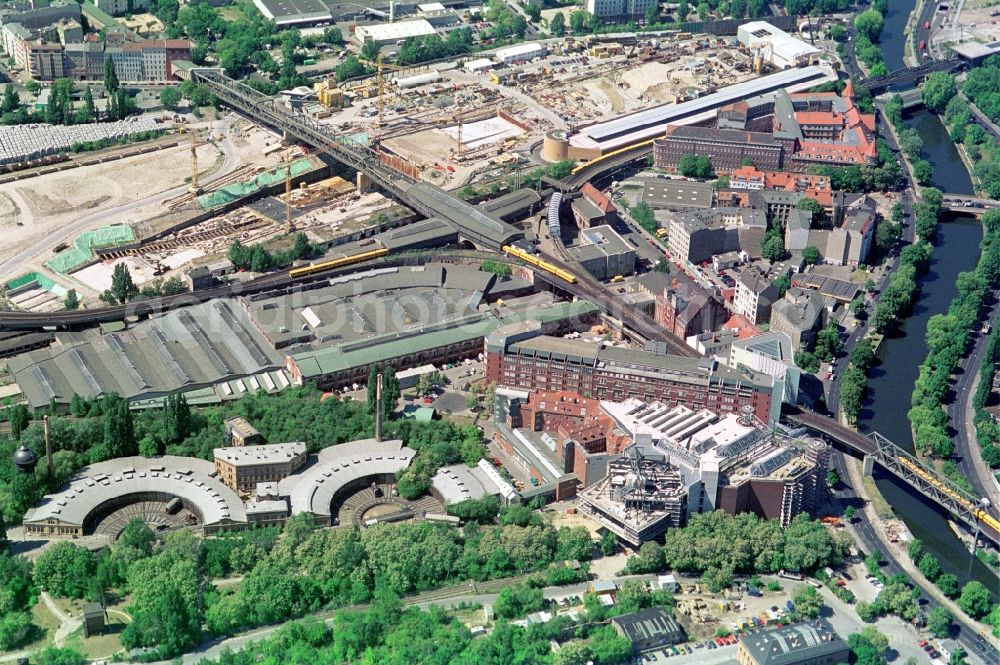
left=939, top=194, right=1000, bottom=216
left=861, top=59, right=963, bottom=94
left=190, top=70, right=523, bottom=250
left=786, top=407, right=1000, bottom=545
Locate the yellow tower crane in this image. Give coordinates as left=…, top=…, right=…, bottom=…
left=284, top=154, right=294, bottom=234
left=362, top=54, right=408, bottom=129
left=188, top=131, right=202, bottom=195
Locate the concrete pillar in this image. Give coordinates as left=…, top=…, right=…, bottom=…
left=862, top=455, right=875, bottom=477
left=356, top=171, right=374, bottom=193
left=281, top=129, right=291, bottom=146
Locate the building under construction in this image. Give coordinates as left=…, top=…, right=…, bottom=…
left=576, top=447, right=687, bottom=546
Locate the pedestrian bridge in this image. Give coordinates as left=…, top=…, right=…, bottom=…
left=785, top=407, right=1000, bottom=544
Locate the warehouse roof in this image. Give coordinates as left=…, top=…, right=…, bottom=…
left=251, top=0, right=331, bottom=25
left=9, top=299, right=282, bottom=409
left=571, top=65, right=836, bottom=152
left=739, top=620, right=848, bottom=665
left=355, top=19, right=436, bottom=43
left=23, top=456, right=246, bottom=529
left=611, top=607, right=685, bottom=646
left=281, top=439, right=415, bottom=518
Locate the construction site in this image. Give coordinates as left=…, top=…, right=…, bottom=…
left=0, top=25, right=828, bottom=314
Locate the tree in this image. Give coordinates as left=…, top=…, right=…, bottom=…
left=163, top=393, right=191, bottom=442
left=102, top=392, right=137, bottom=459
left=107, top=263, right=138, bottom=304
left=1, top=84, right=18, bottom=113
left=796, top=197, right=824, bottom=222
left=678, top=153, right=711, bottom=178
left=161, top=276, right=187, bottom=295
left=366, top=364, right=378, bottom=414
left=8, top=405, right=29, bottom=441
left=104, top=58, right=120, bottom=96
left=913, top=159, right=934, bottom=186
left=569, top=9, right=590, bottom=34
left=525, top=2, right=541, bottom=22
left=644, top=1, right=660, bottom=23
left=957, top=581, right=992, bottom=619
left=774, top=273, right=791, bottom=297
left=64, top=289, right=80, bottom=310
left=32, top=648, right=86, bottom=665
left=361, top=38, right=380, bottom=62
left=382, top=365, right=400, bottom=420
left=936, top=573, right=959, bottom=598
left=160, top=86, right=182, bottom=111
left=34, top=542, right=96, bottom=599
left=550, top=12, right=565, bottom=36
left=927, top=606, right=953, bottom=638
left=843, top=505, right=856, bottom=521
left=854, top=10, right=884, bottom=43
left=921, top=72, right=957, bottom=114
left=802, top=245, right=821, bottom=265
left=791, top=584, right=824, bottom=618
left=917, top=553, right=942, bottom=581
left=761, top=231, right=785, bottom=263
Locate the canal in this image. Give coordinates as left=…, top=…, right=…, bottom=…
left=854, top=0, right=995, bottom=586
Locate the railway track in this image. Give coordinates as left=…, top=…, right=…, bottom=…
left=98, top=217, right=269, bottom=259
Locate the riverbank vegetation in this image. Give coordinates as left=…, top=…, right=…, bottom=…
left=908, top=209, right=1000, bottom=458
left=884, top=94, right=936, bottom=186
left=941, top=59, right=1000, bottom=199
left=972, top=326, right=1000, bottom=469
left=839, top=191, right=940, bottom=421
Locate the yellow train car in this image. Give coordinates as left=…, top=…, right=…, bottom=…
left=501, top=245, right=577, bottom=284
left=288, top=247, right=389, bottom=279
left=897, top=456, right=1000, bottom=534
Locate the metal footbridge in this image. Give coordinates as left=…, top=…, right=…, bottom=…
left=786, top=407, right=1000, bottom=545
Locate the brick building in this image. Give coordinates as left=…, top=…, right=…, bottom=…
left=654, top=125, right=786, bottom=174
left=485, top=331, right=776, bottom=424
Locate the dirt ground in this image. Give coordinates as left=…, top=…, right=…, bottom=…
left=937, top=0, right=1000, bottom=49
left=0, top=142, right=221, bottom=270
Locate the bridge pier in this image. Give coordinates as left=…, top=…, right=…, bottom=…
left=281, top=129, right=291, bottom=147
left=862, top=455, right=875, bottom=477
left=357, top=171, right=375, bottom=194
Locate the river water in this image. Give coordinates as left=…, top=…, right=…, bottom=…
left=853, top=0, right=996, bottom=587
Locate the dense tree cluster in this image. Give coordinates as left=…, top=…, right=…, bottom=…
left=228, top=233, right=322, bottom=272
left=909, top=209, right=1000, bottom=457
left=396, top=28, right=475, bottom=66
left=973, top=323, right=1000, bottom=468
left=677, top=154, right=712, bottom=179
left=205, top=514, right=595, bottom=636
left=884, top=94, right=935, bottom=186
left=624, top=512, right=846, bottom=590
left=938, top=62, right=1000, bottom=199
left=0, top=552, right=35, bottom=650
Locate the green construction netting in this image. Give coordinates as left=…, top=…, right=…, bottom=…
left=6, top=272, right=69, bottom=297
left=44, top=225, right=135, bottom=274
left=198, top=158, right=314, bottom=210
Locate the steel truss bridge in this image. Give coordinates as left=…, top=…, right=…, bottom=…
left=860, top=58, right=964, bottom=94
left=786, top=408, right=1000, bottom=545
left=191, top=70, right=524, bottom=250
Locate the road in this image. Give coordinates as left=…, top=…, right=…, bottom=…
left=831, top=453, right=999, bottom=664
left=146, top=572, right=657, bottom=665
left=947, top=287, right=1000, bottom=509
left=0, top=113, right=241, bottom=281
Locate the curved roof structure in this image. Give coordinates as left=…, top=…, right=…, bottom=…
left=23, top=456, right=246, bottom=530
left=281, top=439, right=415, bottom=518
left=570, top=65, right=837, bottom=153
